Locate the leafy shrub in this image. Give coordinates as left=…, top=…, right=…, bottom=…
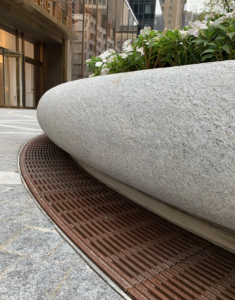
left=86, top=7, right=235, bottom=77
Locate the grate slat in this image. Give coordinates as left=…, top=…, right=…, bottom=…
left=20, top=135, right=235, bottom=299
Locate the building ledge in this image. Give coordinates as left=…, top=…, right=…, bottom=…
left=0, top=0, right=78, bottom=44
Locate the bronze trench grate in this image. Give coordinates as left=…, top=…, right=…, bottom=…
left=19, top=134, right=235, bottom=300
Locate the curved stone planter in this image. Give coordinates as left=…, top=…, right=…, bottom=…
left=37, top=60, right=235, bottom=233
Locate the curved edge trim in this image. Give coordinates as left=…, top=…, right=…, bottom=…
left=72, top=156, right=235, bottom=255
left=17, top=137, right=132, bottom=300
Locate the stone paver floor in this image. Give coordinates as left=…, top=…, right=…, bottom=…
left=0, top=109, right=123, bottom=300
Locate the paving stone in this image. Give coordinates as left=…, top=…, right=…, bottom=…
left=47, top=241, right=81, bottom=267
left=5, top=227, right=63, bottom=260
left=0, top=221, right=25, bottom=247
left=0, top=172, right=21, bottom=185
left=0, top=109, right=123, bottom=299
left=52, top=260, right=123, bottom=300
left=0, top=160, right=18, bottom=172
left=0, top=257, right=70, bottom=300
left=0, top=185, right=32, bottom=204
left=0, top=250, right=20, bottom=275
left=0, top=198, right=36, bottom=222
left=15, top=208, right=54, bottom=230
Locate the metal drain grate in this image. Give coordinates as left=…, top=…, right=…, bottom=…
left=20, top=135, right=235, bottom=299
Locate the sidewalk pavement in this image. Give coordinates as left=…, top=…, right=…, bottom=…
left=0, top=109, right=123, bottom=300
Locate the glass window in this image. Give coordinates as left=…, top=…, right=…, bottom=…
left=0, top=49, right=23, bottom=107
left=145, top=4, right=151, bottom=14
left=161, top=7, right=164, bottom=11
left=169, top=14, right=172, bottom=18
left=25, top=41, right=34, bottom=59
left=168, top=20, right=171, bottom=25
left=169, top=7, right=172, bottom=11
left=170, top=0, right=173, bottom=3
left=0, top=30, right=16, bottom=50
left=134, top=4, right=138, bottom=14
left=139, top=4, right=144, bottom=13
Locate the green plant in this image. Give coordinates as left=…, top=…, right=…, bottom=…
left=86, top=7, right=235, bottom=77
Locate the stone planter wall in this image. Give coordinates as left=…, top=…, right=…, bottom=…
left=37, top=60, right=235, bottom=232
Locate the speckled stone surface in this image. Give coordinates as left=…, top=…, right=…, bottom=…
left=38, top=61, right=235, bottom=232
left=0, top=109, right=123, bottom=300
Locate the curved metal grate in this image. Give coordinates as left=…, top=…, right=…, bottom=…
left=20, top=134, right=235, bottom=300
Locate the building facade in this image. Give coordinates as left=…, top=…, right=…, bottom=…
left=160, top=0, right=186, bottom=29
left=0, top=0, right=137, bottom=108
left=129, top=0, right=164, bottom=33
left=71, top=0, right=138, bottom=80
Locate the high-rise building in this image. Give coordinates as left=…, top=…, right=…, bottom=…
left=129, top=0, right=165, bottom=33
left=71, top=0, right=138, bottom=79
left=0, top=0, right=137, bottom=108
left=160, top=0, right=186, bottom=30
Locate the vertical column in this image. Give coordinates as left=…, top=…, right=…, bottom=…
left=95, top=0, right=99, bottom=55
left=82, top=0, right=85, bottom=78
left=21, top=32, right=26, bottom=108
left=63, top=39, right=67, bottom=83
left=121, top=0, right=124, bottom=48
left=15, top=30, right=20, bottom=107
left=34, top=43, right=44, bottom=108
left=114, top=0, right=117, bottom=52
left=127, top=9, right=130, bottom=40
left=106, top=0, right=109, bottom=50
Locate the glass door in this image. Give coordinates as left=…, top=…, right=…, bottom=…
left=0, top=47, right=24, bottom=108
left=25, top=63, right=35, bottom=108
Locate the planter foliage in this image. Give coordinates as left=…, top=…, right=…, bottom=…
left=86, top=8, right=235, bottom=76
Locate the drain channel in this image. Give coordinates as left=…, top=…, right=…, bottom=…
left=20, top=135, right=235, bottom=300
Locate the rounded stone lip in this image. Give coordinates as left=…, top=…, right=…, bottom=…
left=37, top=60, right=235, bottom=233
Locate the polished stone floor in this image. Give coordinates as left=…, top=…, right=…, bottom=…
left=0, top=109, right=123, bottom=300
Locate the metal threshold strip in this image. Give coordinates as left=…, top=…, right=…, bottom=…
left=19, top=134, right=235, bottom=300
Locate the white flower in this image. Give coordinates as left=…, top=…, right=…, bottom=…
left=89, top=74, right=95, bottom=78
left=123, top=45, right=133, bottom=55
left=187, top=20, right=207, bottom=37
left=107, top=55, right=116, bottom=63
left=202, top=20, right=214, bottom=25
left=99, top=51, right=111, bottom=60
left=136, top=46, right=145, bottom=56
left=204, top=14, right=210, bottom=20
left=122, top=39, right=132, bottom=49
left=213, top=16, right=227, bottom=26
left=86, top=58, right=91, bottom=63
left=120, top=53, right=128, bottom=59
left=101, top=68, right=110, bottom=75
left=95, top=61, right=103, bottom=67
left=108, top=49, right=115, bottom=53
left=179, top=30, right=188, bottom=38
left=225, top=12, right=233, bottom=18
left=140, top=27, right=151, bottom=36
